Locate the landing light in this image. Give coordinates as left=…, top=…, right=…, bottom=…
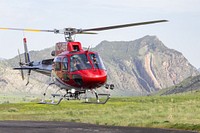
left=71, top=89, right=76, bottom=94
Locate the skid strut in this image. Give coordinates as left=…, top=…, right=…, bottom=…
left=39, top=94, right=64, bottom=105
left=38, top=82, right=64, bottom=105
left=84, top=90, right=111, bottom=104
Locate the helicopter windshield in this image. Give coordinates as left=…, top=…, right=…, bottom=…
left=70, top=54, right=92, bottom=72
left=89, top=53, right=106, bottom=70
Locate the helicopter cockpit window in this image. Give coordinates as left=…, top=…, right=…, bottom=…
left=62, top=57, right=68, bottom=71
left=73, top=45, right=79, bottom=51
left=54, top=57, right=61, bottom=71
left=70, top=54, right=92, bottom=72
left=89, top=53, right=106, bottom=70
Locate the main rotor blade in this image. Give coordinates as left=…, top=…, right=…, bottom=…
left=0, top=19, right=168, bottom=36
left=82, top=20, right=168, bottom=32
left=77, top=31, right=98, bottom=34
left=0, top=27, right=54, bottom=33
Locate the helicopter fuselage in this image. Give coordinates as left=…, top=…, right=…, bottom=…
left=52, top=48, right=107, bottom=90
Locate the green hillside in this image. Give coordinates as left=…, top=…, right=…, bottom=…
left=156, top=75, right=200, bottom=95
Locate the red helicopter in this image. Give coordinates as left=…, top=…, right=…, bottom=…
left=0, top=20, right=167, bottom=104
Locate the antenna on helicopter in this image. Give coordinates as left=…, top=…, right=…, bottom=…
left=87, top=45, right=91, bottom=51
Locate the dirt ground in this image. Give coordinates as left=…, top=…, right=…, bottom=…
left=0, top=121, right=197, bottom=133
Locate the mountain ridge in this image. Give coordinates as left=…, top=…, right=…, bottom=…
left=93, top=35, right=198, bottom=94
left=0, top=35, right=199, bottom=96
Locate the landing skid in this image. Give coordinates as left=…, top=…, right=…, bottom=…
left=38, top=94, right=63, bottom=105
left=38, top=82, right=65, bottom=105
left=83, top=90, right=110, bottom=104
left=38, top=83, right=111, bottom=105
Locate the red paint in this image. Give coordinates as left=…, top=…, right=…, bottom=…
left=23, top=38, right=27, bottom=43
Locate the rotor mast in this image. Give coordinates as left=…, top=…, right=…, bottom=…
left=63, top=28, right=77, bottom=42
left=64, top=32, right=73, bottom=42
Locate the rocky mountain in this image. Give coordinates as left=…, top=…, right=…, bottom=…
left=93, top=36, right=199, bottom=95
left=0, top=35, right=199, bottom=96
left=198, top=68, right=200, bottom=72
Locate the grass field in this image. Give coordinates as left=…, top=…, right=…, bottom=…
left=0, top=92, right=200, bottom=132
left=0, top=94, right=38, bottom=104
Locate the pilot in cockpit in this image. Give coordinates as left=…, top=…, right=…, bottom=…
left=92, top=54, right=99, bottom=68
left=71, top=57, right=82, bottom=71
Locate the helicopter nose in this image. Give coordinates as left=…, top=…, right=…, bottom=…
left=81, top=70, right=107, bottom=88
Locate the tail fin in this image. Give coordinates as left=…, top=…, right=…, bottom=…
left=23, top=37, right=31, bottom=86
left=23, top=37, right=31, bottom=63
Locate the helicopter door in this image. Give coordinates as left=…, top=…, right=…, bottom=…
left=53, top=57, right=63, bottom=79
left=62, top=57, right=70, bottom=82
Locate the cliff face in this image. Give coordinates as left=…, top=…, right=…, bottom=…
left=0, top=36, right=199, bottom=96
left=94, top=36, right=199, bottom=95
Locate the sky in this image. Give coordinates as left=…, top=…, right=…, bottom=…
left=0, top=0, right=200, bottom=68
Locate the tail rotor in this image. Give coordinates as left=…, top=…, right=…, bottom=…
left=17, top=37, right=32, bottom=85
left=18, top=49, right=25, bottom=80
